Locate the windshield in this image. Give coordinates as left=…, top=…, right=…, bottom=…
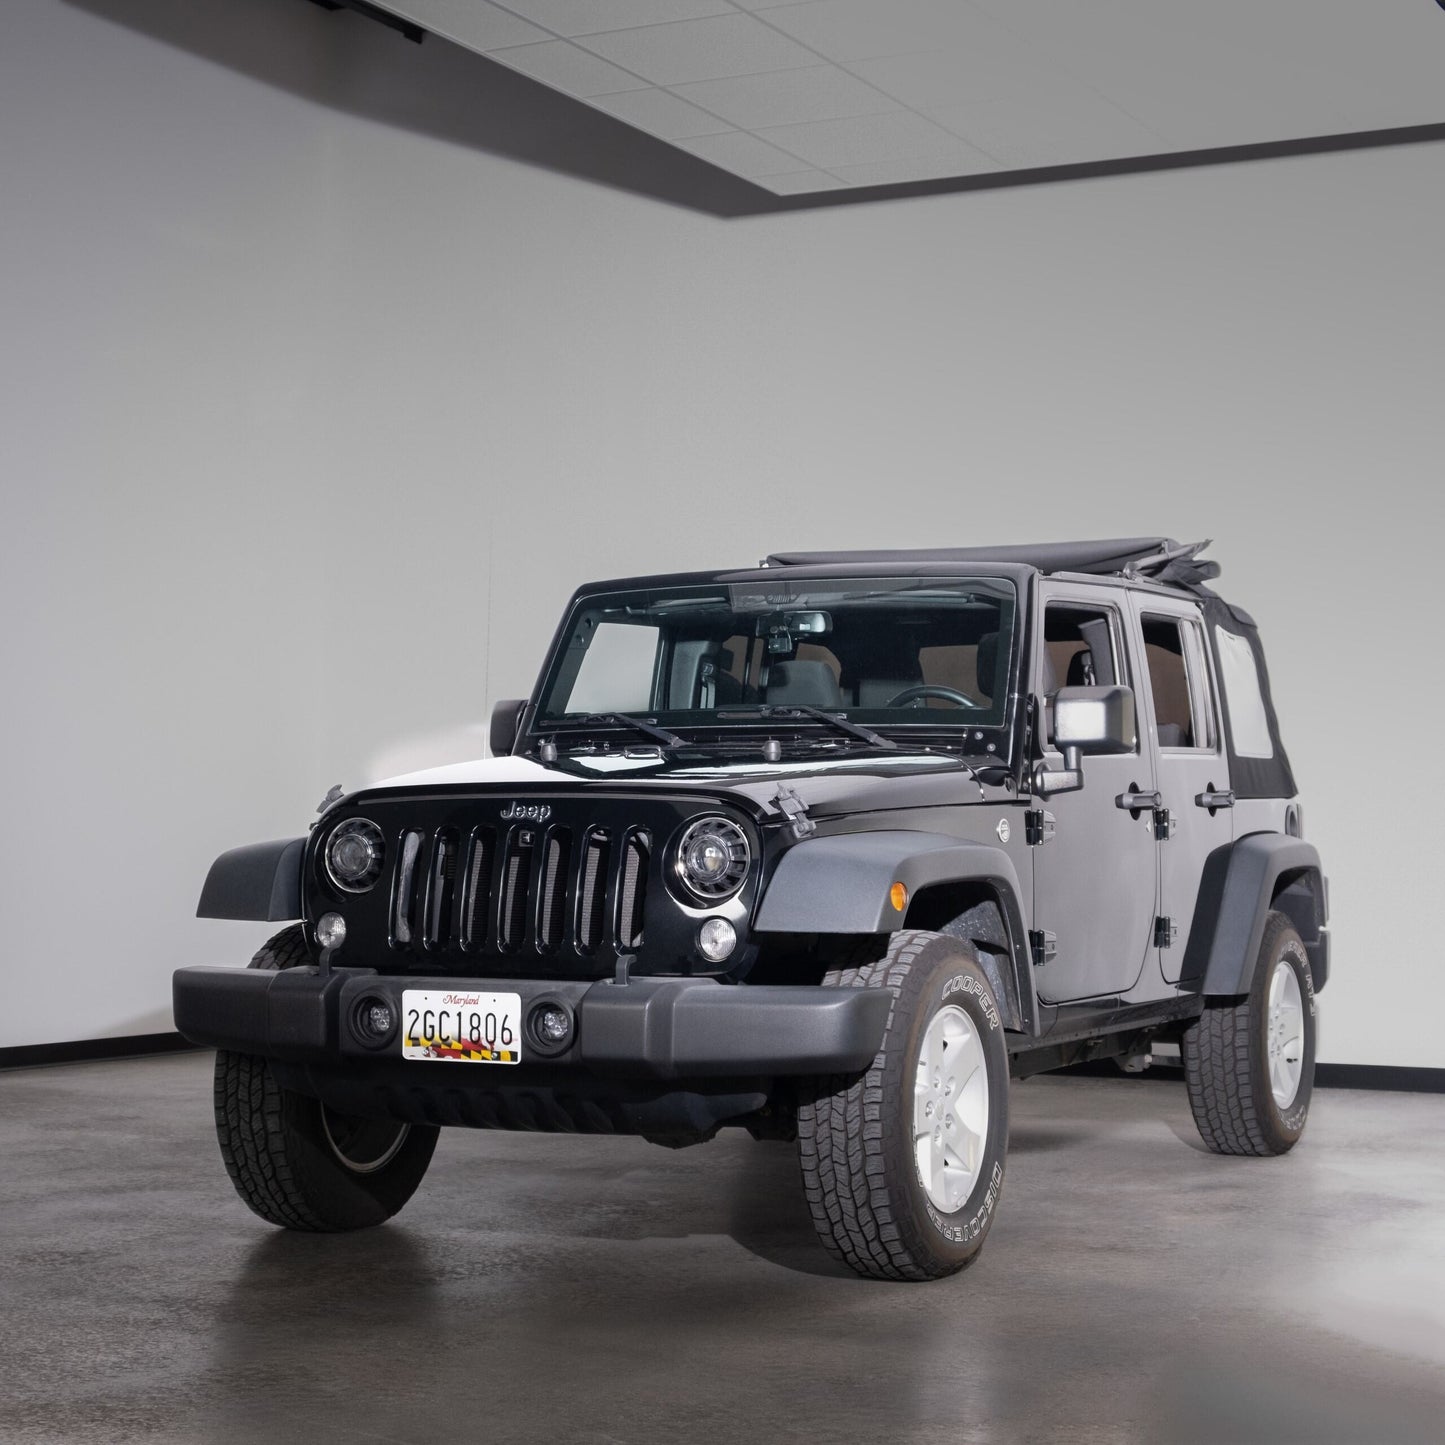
left=535, top=576, right=1017, bottom=745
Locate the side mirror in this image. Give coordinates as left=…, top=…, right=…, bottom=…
left=1036, top=685, right=1136, bottom=795
left=489, top=698, right=528, bottom=757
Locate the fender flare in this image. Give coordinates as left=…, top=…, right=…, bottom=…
left=196, top=838, right=307, bottom=922
left=754, top=830, right=1034, bottom=1029
left=1183, top=833, right=1328, bottom=997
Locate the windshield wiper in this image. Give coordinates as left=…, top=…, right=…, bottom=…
left=747, top=705, right=898, bottom=750
left=550, top=712, right=686, bottom=749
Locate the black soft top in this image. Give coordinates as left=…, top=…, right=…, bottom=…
left=766, top=537, right=1216, bottom=583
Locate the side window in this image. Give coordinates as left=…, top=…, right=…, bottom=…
left=1042, top=604, right=1124, bottom=744
left=1141, top=614, right=1216, bottom=750
left=1214, top=626, right=1274, bottom=758
left=1180, top=620, right=1218, bottom=750
left=564, top=622, right=661, bottom=714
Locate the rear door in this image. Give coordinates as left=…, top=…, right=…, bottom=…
left=1128, top=594, right=1232, bottom=985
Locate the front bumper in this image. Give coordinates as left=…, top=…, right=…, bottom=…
left=172, top=965, right=891, bottom=1081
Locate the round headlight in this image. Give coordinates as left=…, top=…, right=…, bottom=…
left=675, top=816, right=750, bottom=902
left=325, top=818, right=385, bottom=892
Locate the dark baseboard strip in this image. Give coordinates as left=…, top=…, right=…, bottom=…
left=1061, top=1060, right=1445, bottom=1094
left=1314, top=1064, right=1445, bottom=1094
left=0, top=1032, right=201, bottom=1071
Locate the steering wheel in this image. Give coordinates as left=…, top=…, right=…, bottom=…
left=884, top=685, right=981, bottom=710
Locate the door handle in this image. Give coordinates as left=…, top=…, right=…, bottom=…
left=1195, top=788, right=1235, bottom=810
left=1115, top=789, right=1162, bottom=812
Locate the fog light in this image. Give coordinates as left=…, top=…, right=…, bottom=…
left=361, top=998, right=393, bottom=1037
left=528, top=1000, right=574, bottom=1055
left=316, top=912, right=347, bottom=950
left=537, top=1007, right=570, bottom=1045
left=697, top=917, right=737, bottom=962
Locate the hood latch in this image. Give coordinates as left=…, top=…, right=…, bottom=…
left=774, top=784, right=816, bottom=841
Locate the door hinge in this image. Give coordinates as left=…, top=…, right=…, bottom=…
left=1029, top=929, right=1057, bottom=968
left=1154, top=916, right=1178, bottom=948
left=1025, top=809, right=1056, bottom=846
left=1153, top=808, right=1174, bottom=841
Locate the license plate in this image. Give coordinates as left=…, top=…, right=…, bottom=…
left=401, top=990, right=522, bottom=1064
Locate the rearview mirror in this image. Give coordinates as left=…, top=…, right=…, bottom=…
left=489, top=698, right=527, bottom=757
left=1036, top=685, right=1136, bottom=795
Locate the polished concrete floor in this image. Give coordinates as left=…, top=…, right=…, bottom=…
left=2, top=1055, right=1443, bottom=1445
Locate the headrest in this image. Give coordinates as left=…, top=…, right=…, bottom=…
left=1066, top=648, right=1095, bottom=687
left=766, top=659, right=843, bottom=709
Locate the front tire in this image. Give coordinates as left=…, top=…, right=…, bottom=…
left=797, top=931, right=1010, bottom=1282
left=213, top=926, right=439, bottom=1231
left=1182, top=910, right=1316, bottom=1156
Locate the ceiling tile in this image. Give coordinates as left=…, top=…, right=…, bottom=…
left=671, top=64, right=900, bottom=128
left=756, top=169, right=852, bottom=193
left=929, top=91, right=1164, bottom=169
left=846, top=47, right=1058, bottom=111
left=755, top=109, right=987, bottom=169
left=488, top=39, right=648, bottom=96
left=757, top=0, right=988, bottom=63
left=827, top=152, right=999, bottom=187
left=496, top=0, right=735, bottom=38
left=673, top=129, right=811, bottom=177
left=388, top=0, right=550, bottom=50
left=588, top=87, right=734, bottom=139
left=576, top=13, right=821, bottom=85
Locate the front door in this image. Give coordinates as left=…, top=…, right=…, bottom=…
left=1128, top=595, right=1233, bottom=985
left=1031, top=586, right=1159, bottom=1004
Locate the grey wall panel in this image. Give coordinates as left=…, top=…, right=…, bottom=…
left=1, top=0, right=1440, bottom=1066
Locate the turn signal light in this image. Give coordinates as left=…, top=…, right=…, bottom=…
left=890, top=881, right=908, bottom=912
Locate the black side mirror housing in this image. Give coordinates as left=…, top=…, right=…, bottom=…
left=489, top=698, right=528, bottom=757
left=1036, top=685, right=1136, bottom=795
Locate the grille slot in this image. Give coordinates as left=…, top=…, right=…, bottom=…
left=537, top=829, right=572, bottom=952
left=498, top=830, right=536, bottom=951
left=424, top=830, right=458, bottom=949
left=576, top=830, right=612, bottom=954
left=461, top=828, right=497, bottom=950
left=392, top=830, right=424, bottom=946
left=616, top=830, right=650, bottom=950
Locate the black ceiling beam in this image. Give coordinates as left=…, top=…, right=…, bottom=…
left=308, top=0, right=425, bottom=45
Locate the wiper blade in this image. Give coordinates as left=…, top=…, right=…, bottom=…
left=750, top=704, right=897, bottom=750
left=551, top=712, right=686, bottom=749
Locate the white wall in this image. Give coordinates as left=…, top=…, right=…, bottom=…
left=3, top=0, right=1441, bottom=1065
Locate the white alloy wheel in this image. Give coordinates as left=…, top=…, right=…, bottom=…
left=321, top=1105, right=412, bottom=1175
left=1266, top=958, right=1306, bottom=1109
left=913, top=1004, right=990, bottom=1213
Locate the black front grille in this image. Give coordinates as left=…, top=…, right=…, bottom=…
left=391, top=821, right=651, bottom=968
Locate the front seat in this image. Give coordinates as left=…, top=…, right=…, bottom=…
left=765, top=659, right=843, bottom=709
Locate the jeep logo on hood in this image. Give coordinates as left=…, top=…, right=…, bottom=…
left=500, top=801, right=552, bottom=823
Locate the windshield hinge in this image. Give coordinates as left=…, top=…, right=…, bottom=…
left=774, top=785, right=816, bottom=841
left=1025, top=809, right=1055, bottom=846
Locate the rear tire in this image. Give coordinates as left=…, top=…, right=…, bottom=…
left=213, top=926, right=439, bottom=1231
left=1182, top=910, right=1316, bottom=1156
left=797, top=931, right=1009, bottom=1282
